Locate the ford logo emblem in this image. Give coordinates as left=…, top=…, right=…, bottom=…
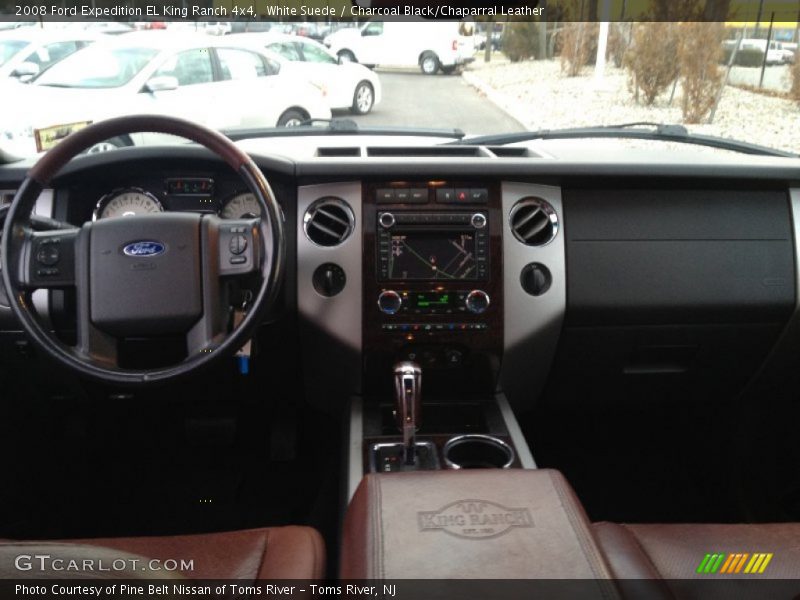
left=123, top=241, right=165, bottom=257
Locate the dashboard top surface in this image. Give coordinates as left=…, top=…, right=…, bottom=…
left=0, top=136, right=798, bottom=189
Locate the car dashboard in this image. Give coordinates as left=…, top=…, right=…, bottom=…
left=1, top=137, right=799, bottom=515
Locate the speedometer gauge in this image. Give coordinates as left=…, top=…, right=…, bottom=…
left=220, top=193, right=261, bottom=220
left=94, top=189, right=163, bottom=220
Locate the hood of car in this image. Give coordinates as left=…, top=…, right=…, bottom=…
left=2, top=83, right=121, bottom=129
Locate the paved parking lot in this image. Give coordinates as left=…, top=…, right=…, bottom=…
left=335, top=70, right=524, bottom=136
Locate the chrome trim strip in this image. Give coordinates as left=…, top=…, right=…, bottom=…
left=500, top=182, right=566, bottom=409
left=346, top=395, right=363, bottom=502
left=496, top=392, right=537, bottom=469
left=33, top=189, right=54, bottom=323
left=790, top=189, right=800, bottom=311
left=33, top=188, right=53, bottom=218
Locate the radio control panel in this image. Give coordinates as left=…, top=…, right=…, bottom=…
left=377, top=211, right=490, bottom=281
left=362, top=181, right=502, bottom=386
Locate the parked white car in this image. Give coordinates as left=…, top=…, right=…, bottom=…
left=202, top=21, right=232, bottom=36
left=230, top=32, right=382, bottom=114
left=0, top=29, right=99, bottom=82
left=0, top=31, right=331, bottom=157
left=324, top=19, right=475, bottom=75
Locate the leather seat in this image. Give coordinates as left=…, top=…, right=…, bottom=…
left=2, top=526, right=325, bottom=580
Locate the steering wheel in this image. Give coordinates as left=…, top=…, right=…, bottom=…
left=0, top=115, right=285, bottom=385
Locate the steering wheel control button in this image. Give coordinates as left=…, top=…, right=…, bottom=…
left=36, top=242, right=61, bottom=266
left=471, top=213, right=487, bottom=229
left=465, top=290, right=490, bottom=314
left=229, top=234, right=248, bottom=255
left=378, top=290, right=402, bottom=315
left=379, top=212, right=395, bottom=229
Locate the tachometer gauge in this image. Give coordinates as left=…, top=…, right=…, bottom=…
left=94, top=188, right=163, bottom=220
left=220, top=193, right=261, bottom=220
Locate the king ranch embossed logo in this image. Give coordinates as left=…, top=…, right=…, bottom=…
left=417, top=500, right=534, bottom=539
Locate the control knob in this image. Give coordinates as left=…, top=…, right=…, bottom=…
left=465, top=290, right=490, bottom=314
left=471, top=213, right=487, bottom=229
left=378, top=290, right=402, bottom=315
left=379, top=212, right=395, bottom=229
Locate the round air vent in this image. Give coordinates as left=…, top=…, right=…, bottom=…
left=509, top=197, right=558, bottom=246
left=303, top=197, right=355, bottom=247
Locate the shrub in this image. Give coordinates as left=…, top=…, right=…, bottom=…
left=722, top=47, right=766, bottom=67
left=608, top=23, right=632, bottom=68
left=624, top=23, right=679, bottom=105
left=677, top=22, right=725, bottom=123
left=503, top=21, right=541, bottom=62
left=559, top=22, right=598, bottom=77
left=791, top=56, right=800, bottom=106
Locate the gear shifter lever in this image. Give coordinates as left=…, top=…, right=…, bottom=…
left=394, top=361, right=422, bottom=465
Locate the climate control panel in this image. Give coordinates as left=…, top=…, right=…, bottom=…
left=377, top=289, right=491, bottom=316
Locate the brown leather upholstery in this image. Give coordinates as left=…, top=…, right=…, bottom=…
left=341, top=469, right=619, bottom=597
left=595, top=522, right=800, bottom=580
left=2, top=526, right=325, bottom=580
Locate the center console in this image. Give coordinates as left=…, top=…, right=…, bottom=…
left=297, top=179, right=564, bottom=497
left=359, top=181, right=525, bottom=478
left=341, top=469, right=618, bottom=590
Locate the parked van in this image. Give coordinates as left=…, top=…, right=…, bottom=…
left=323, top=18, right=474, bottom=75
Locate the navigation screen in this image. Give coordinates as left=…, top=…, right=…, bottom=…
left=388, top=232, right=477, bottom=280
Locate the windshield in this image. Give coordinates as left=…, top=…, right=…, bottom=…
left=0, top=15, right=798, bottom=159
left=34, top=45, right=158, bottom=88
left=0, top=39, right=27, bottom=67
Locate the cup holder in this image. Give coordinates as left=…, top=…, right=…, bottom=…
left=443, top=434, right=515, bottom=469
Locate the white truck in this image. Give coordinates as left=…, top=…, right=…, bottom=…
left=737, top=38, right=795, bottom=65
left=324, top=19, right=475, bottom=75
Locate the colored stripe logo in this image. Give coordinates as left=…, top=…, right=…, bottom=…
left=696, top=553, right=773, bottom=574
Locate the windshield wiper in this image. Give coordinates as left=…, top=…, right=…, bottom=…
left=224, top=118, right=465, bottom=141
left=454, top=122, right=798, bottom=158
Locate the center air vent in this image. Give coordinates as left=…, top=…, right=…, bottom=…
left=303, top=197, right=355, bottom=247
left=509, top=197, right=558, bottom=246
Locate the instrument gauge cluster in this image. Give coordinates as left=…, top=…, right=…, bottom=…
left=220, top=193, right=262, bottom=220
left=93, top=178, right=263, bottom=221
left=94, top=188, right=163, bottom=220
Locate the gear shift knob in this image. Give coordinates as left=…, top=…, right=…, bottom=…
left=394, top=361, right=422, bottom=465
